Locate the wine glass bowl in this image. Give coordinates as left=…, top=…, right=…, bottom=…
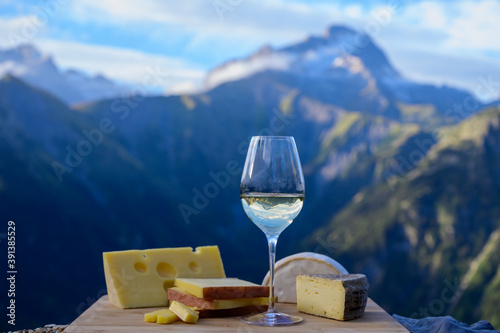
left=240, top=136, right=305, bottom=326
left=240, top=193, right=303, bottom=236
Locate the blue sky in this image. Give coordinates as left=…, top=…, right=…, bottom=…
left=1, top=0, right=500, bottom=101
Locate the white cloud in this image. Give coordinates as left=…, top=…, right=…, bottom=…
left=385, top=0, right=500, bottom=54
left=67, top=0, right=186, bottom=25
left=35, top=39, right=206, bottom=94
left=166, top=81, right=201, bottom=95
left=63, top=0, right=358, bottom=48
left=205, top=52, right=292, bottom=89
left=446, top=0, right=500, bottom=52
left=345, top=4, right=363, bottom=18
left=405, top=2, right=448, bottom=29
left=0, top=16, right=38, bottom=48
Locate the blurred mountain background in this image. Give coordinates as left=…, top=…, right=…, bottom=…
left=1, top=19, right=500, bottom=332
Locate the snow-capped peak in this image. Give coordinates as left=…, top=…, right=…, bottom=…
left=205, top=24, right=398, bottom=90
left=0, top=43, right=131, bottom=105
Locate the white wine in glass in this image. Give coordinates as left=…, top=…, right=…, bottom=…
left=240, top=136, right=305, bottom=326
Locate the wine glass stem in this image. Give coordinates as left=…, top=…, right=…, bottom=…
left=267, top=234, right=278, bottom=313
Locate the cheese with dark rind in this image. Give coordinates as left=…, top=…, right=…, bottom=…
left=296, top=274, right=368, bottom=321
left=262, top=252, right=348, bottom=303
left=167, top=287, right=269, bottom=309
left=174, top=278, right=269, bottom=299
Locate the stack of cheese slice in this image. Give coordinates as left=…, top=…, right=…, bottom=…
left=144, top=278, right=270, bottom=325
left=169, top=278, right=270, bottom=318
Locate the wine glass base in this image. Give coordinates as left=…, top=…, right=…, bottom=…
left=241, top=311, right=304, bottom=326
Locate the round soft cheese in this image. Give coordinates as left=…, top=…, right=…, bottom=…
left=261, top=252, right=348, bottom=303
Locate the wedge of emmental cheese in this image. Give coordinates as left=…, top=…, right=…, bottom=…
left=103, top=246, right=226, bottom=308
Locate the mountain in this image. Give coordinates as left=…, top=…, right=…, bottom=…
left=0, top=23, right=497, bottom=330
left=0, top=44, right=131, bottom=105
left=304, top=105, right=500, bottom=327
left=0, top=75, right=188, bottom=328
left=206, top=25, right=476, bottom=126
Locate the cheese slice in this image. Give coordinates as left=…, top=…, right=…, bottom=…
left=103, top=246, right=226, bottom=309
left=192, top=305, right=268, bottom=318
left=174, top=278, right=269, bottom=299
left=296, top=274, right=368, bottom=321
left=262, top=252, right=348, bottom=303
left=169, top=301, right=199, bottom=324
left=144, top=309, right=172, bottom=323
left=167, top=287, right=269, bottom=309
left=157, top=309, right=180, bottom=324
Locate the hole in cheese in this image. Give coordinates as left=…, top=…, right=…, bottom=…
left=134, top=262, right=147, bottom=273
left=188, top=261, right=200, bottom=273
left=163, top=280, right=174, bottom=293
left=157, top=262, right=177, bottom=278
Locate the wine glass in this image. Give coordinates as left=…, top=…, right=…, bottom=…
left=240, top=136, right=305, bottom=326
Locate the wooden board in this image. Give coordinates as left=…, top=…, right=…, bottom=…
left=65, top=295, right=408, bottom=332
